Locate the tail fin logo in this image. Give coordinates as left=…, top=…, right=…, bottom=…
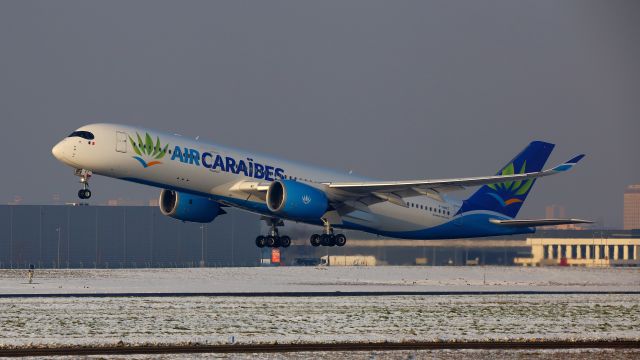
left=129, top=132, right=169, bottom=168
left=486, top=161, right=534, bottom=207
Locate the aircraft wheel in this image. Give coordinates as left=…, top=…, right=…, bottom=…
left=310, top=234, right=320, bottom=247
left=327, top=235, right=336, bottom=247
left=266, top=235, right=278, bottom=248
left=335, top=234, right=347, bottom=247
left=255, top=236, right=266, bottom=248
left=78, top=189, right=91, bottom=199
left=280, top=236, right=291, bottom=248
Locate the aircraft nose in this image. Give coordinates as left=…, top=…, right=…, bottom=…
left=52, top=141, right=65, bottom=160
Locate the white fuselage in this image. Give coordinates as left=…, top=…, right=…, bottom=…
left=52, top=123, right=463, bottom=238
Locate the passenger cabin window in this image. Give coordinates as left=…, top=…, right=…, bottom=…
left=68, top=131, right=95, bottom=140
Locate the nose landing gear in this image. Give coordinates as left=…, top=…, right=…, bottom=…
left=75, top=169, right=92, bottom=199
left=78, top=189, right=92, bottom=200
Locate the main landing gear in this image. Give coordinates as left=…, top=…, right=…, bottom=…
left=309, top=218, right=347, bottom=247
left=255, top=218, right=291, bottom=248
left=75, top=169, right=92, bottom=200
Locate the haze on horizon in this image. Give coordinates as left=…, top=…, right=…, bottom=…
left=0, top=1, right=638, bottom=228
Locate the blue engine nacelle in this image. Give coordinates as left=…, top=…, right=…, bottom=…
left=266, top=180, right=329, bottom=221
left=159, top=189, right=225, bottom=223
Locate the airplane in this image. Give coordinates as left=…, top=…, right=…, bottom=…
left=52, top=123, right=591, bottom=248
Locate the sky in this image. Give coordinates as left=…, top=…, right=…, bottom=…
left=0, top=1, right=638, bottom=228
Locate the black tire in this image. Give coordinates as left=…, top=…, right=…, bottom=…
left=310, top=234, right=320, bottom=247
left=266, top=235, right=278, bottom=248
left=84, top=189, right=92, bottom=199
left=335, top=234, right=347, bottom=247
left=78, top=190, right=86, bottom=199
left=255, top=236, right=266, bottom=248
left=280, top=236, right=291, bottom=248
left=327, top=235, right=336, bottom=247
left=319, top=234, right=329, bottom=246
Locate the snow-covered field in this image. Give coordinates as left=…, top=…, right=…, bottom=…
left=0, top=266, right=638, bottom=294
left=0, top=267, right=638, bottom=349
left=23, top=349, right=640, bottom=360
left=1, top=294, right=638, bottom=347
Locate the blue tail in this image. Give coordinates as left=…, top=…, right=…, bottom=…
left=457, top=141, right=555, bottom=218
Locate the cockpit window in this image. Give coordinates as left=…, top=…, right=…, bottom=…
left=68, top=131, right=95, bottom=140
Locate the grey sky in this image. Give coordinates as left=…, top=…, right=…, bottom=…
left=0, top=1, right=638, bottom=228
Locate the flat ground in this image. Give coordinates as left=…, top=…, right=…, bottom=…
left=9, top=349, right=640, bottom=360
left=0, top=294, right=638, bottom=347
left=0, top=267, right=638, bottom=349
left=0, top=266, right=638, bottom=294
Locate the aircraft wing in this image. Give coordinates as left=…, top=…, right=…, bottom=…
left=488, top=218, right=593, bottom=227
left=323, top=154, right=585, bottom=202
left=228, top=180, right=270, bottom=201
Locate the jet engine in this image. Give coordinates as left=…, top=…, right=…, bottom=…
left=266, top=180, right=329, bottom=221
left=159, top=189, right=225, bottom=223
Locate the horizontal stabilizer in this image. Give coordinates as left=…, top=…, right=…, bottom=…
left=489, top=218, right=593, bottom=228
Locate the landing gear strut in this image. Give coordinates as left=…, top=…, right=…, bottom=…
left=255, top=217, right=291, bottom=248
left=309, top=218, right=347, bottom=247
left=75, top=169, right=92, bottom=199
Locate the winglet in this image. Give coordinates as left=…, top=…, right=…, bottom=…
left=567, top=154, right=585, bottom=164
left=551, top=154, right=585, bottom=172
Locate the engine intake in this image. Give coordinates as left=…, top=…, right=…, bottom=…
left=159, top=189, right=224, bottom=223
left=266, top=180, right=329, bottom=221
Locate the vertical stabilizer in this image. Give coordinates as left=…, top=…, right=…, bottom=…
left=457, top=141, right=555, bottom=218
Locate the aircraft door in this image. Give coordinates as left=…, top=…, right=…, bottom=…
left=116, top=131, right=127, bottom=153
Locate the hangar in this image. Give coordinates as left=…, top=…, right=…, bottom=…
left=1, top=204, right=638, bottom=268
left=0, top=204, right=260, bottom=269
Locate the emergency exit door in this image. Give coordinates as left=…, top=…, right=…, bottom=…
left=116, top=131, right=128, bottom=153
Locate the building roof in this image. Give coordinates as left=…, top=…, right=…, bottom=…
left=625, top=184, right=640, bottom=194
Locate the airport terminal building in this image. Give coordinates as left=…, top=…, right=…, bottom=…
left=1, top=204, right=639, bottom=269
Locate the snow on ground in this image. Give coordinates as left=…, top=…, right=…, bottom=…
left=0, top=294, right=638, bottom=347
left=0, top=266, right=638, bottom=294
left=1, top=267, right=638, bottom=348
left=25, top=349, right=640, bottom=360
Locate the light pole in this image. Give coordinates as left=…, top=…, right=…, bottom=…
left=123, top=207, right=126, bottom=268
left=200, top=225, right=205, bottom=267
left=56, top=226, right=61, bottom=269
left=9, top=206, right=13, bottom=269
left=66, top=207, right=70, bottom=269
left=231, top=211, right=234, bottom=266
